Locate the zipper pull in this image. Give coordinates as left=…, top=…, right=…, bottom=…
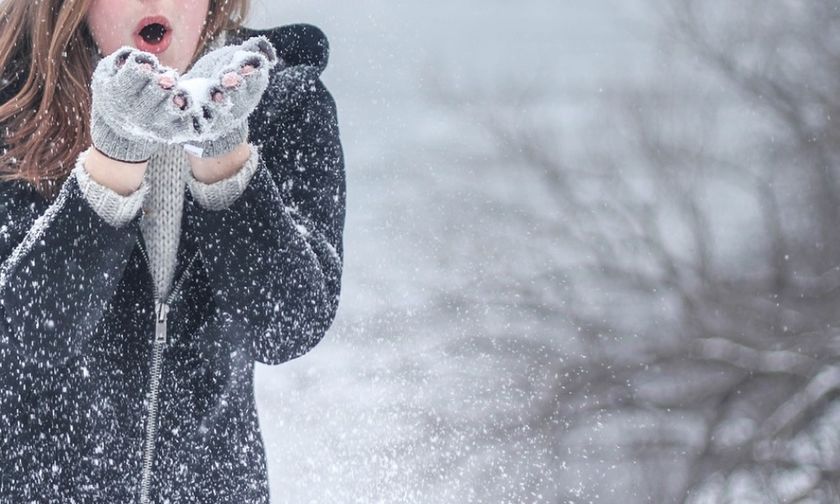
left=155, top=300, right=170, bottom=344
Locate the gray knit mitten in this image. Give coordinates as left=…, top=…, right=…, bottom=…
left=177, top=36, right=278, bottom=158
left=90, top=47, right=193, bottom=162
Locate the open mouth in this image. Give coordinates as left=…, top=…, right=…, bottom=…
left=134, top=16, right=172, bottom=54
left=140, top=23, right=167, bottom=44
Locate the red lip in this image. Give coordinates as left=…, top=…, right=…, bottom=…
left=133, top=16, right=172, bottom=54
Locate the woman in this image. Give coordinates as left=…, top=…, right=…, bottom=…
left=0, top=0, right=346, bottom=501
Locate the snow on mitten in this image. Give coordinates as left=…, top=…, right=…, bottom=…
left=90, top=47, right=194, bottom=162
left=176, top=36, right=279, bottom=158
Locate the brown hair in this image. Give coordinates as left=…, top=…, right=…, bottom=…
left=0, top=0, right=250, bottom=201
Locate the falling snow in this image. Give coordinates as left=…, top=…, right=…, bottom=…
left=2, top=0, right=834, bottom=503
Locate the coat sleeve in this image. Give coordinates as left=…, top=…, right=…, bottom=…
left=0, top=172, right=145, bottom=366
left=184, top=61, right=346, bottom=366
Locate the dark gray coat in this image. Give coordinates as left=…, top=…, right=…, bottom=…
left=0, top=23, right=345, bottom=503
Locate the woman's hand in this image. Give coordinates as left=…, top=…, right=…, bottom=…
left=89, top=47, right=192, bottom=162
left=176, top=36, right=279, bottom=159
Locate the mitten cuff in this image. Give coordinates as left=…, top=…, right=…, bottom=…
left=90, top=112, right=160, bottom=163
left=195, top=122, right=249, bottom=159
left=186, top=143, right=260, bottom=210
left=72, top=148, right=150, bottom=228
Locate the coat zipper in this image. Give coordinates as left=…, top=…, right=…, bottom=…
left=136, top=236, right=200, bottom=504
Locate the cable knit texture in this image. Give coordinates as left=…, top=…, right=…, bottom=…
left=140, top=144, right=184, bottom=299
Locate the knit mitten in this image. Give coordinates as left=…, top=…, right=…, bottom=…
left=90, top=47, right=193, bottom=162
left=177, top=36, right=279, bottom=158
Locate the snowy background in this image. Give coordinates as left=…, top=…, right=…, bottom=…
left=247, top=1, right=840, bottom=502
left=248, top=1, right=652, bottom=501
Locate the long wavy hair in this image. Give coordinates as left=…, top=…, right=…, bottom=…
left=0, top=0, right=250, bottom=201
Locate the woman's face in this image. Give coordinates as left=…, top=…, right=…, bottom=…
left=85, top=0, right=211, bottom=73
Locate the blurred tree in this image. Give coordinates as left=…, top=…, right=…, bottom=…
left=432, top=0, right=840, bottom=501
